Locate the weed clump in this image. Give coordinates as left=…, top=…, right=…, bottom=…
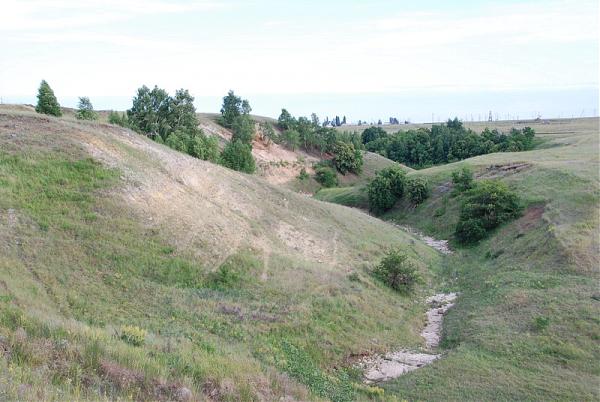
left=373, top=249, right=422, bottom=293
left=120, top=325, right=147, bottom=347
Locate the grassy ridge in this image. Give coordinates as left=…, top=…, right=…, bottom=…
left=0, top=109, right=441, bottom=401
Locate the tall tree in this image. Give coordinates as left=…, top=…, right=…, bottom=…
left=220, top=90, right=251, bottom=127
left=35, top=80, right=62, bottom=116
left=76, top=97, right=98, bottom=120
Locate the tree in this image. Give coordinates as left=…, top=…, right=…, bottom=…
left=282, top=129, right=300, bottom=151
left=361, top=126, right=388, bottom=144
left=310, top=113, right=320, bottom=127
left=231, top=115, right=255, bottom=144
left=342, top=116, right=347, bottom=125
left=127, top=85, right=171, bottom=139
left=372, top=249, right=422, bottom=293
left=331, top=141, right=363, bottom=174
left=278, top=108, right=296, bottom=130
left=168, top=89, right=198, bottom=133
left=35, top=80, right=62, bottom=116
left=220, top=90, right=250, bottom=127
left=76, top=96, right=98, bottom=120
left=221, top=140, right=256, bottom=173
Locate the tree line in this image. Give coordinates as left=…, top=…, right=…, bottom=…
left=361, top=118, right=536, bottom=169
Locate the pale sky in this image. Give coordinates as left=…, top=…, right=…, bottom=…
left=1, top=0, right=598, bottom=121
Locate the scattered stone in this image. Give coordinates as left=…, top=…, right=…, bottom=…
left=358, top=292, right=458, bottom=383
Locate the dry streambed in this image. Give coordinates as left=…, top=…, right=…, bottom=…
left=359, top=293, right=458, bottom=383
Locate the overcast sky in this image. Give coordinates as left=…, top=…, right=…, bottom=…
left=1, top=0, right=598, bottom=121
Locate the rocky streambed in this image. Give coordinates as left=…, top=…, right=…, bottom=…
left=359, top=293, right=458, bottom=383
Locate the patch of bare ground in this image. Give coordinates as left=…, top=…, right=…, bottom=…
left=477, top=162, right=532, bottom=179
left=199, top=117, right=318, bottom=185
left=358, top=293, right=458, bottom=383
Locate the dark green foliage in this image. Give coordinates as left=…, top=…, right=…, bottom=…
left=451, top=166, right=474, bottom=192
left=282, top=129, right=301, bottom=151
left=367, top=175, right=396, bottom=213
left=275, top=108, right=361, bottom=155
left=314, top=166, right=338, bottom=188
left=35, top=80, right=62, bottom=116
left=367, top=166, right=406, bottom=213
left=108, top=110, right=128, bottom=127
left=378, top=166, right=406, bottom=198
left=361, top=119, right=536, bottom=168
left=372, top=249, right=422, bottom=293
left=76, top=97, right=98, bottom=121
left=220, top=90, right=251, bottom=127
left=231, top=115, right=255, bottom=144
left=361, top=126, right=387, bottom=144
left=331, top=142, right=363, bottom=174
left=278, top=108, right=296, bottom=130
left=126, top=85, right=218, bottom=162
left=220, top=140, right=256, bottom=173
left=406, top=176, right=430, bottom=204
left=455, top=180, right=522, bottom=244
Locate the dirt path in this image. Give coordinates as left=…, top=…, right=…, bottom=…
left=359, top=293, right=458, bottom=383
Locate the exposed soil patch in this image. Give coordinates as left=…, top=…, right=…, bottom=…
left=518, top=204, right=545, bottom=231
left=358, top=293, right=458, bottom=383
left=477, top=162, right=532, bottom=179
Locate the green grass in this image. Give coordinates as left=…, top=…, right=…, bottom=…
left=0, top=108, right=442, bottom=401
left=325, top=118, right=600, bottom=400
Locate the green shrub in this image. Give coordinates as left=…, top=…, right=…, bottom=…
left=331, top=142, right=363, bottom=174
left=367, top=175, right=395, bottom=213
left=221, top=140, right=256, bottom=173
left=372, top=249, right=422, bottom=293
left=208, top=252, right=261, bottom=290
left=120, top=325, right=147, bottom=347
left=378, top=166, right=406, bottom=197
left=314, top=166, right=338, bottom=188
left=406, top=176, right=430, bottom=204
left=108, top=110, right=128, bottom=127
left=451, top=166, right=474, bottom=192
left=297, top=167, right=309, bottom=180
left=455, top=180, right=522, bottom=244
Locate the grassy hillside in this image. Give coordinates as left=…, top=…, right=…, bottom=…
left=322, top=118, right=600, bottom=400
left=0, top=107, right=442, bottom=401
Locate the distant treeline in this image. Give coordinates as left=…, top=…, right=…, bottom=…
left=361, top=118, right=536, bottom=169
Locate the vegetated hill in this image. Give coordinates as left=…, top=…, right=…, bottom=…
left=0, top=106, right=440, bottom=401
left=323, top=117, right=600, bottom=400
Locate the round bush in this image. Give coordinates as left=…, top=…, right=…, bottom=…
left=406, top=176, right=430, bottom=204
left=315, top=166, right=338, bottom=187
left=373, top=249, right=422, bottom=293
